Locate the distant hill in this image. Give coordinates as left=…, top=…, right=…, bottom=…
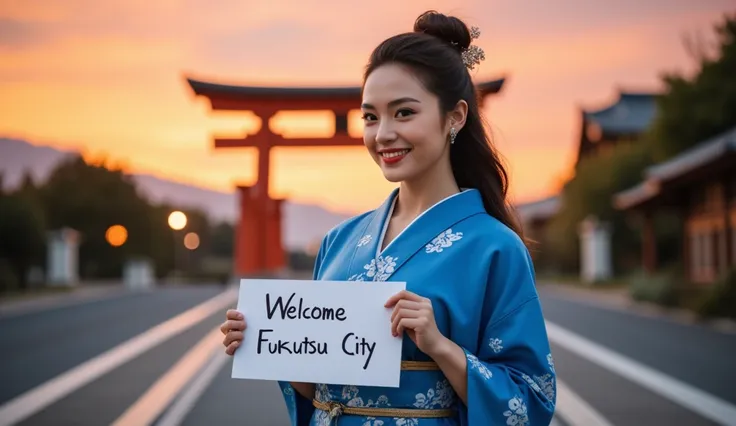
left=0, top=137, right=353, bottom=251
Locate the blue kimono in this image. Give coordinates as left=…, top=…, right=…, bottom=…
left=279, top=188, right=556, bottom=425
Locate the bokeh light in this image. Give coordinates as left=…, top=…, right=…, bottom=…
left=105, top=225, right=128, bottom=247
left=168, top=211, right=187, bottom=230
left=183, top=232, right=200, bottom=250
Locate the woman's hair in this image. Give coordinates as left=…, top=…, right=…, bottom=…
left=362, top=10, right=527, bottom=245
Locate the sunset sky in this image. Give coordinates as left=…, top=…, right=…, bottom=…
left=1, top=0, right=733, bottom=214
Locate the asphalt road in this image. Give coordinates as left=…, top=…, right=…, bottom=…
left=538, top=287, right=735, bottom=426
left=0, top=282, right=733, bottom=426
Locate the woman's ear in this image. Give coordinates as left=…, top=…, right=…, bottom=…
left=447, top=100, right=468, bottom=132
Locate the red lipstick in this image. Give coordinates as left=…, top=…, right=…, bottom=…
left=378, top=148, right=411, bottom=164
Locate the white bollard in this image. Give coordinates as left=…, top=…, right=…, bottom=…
left=46, top=228, right=80, bottom=287
left=123, top=258, right=156, bottom=291
left=578, top=216, right=613, bottom=284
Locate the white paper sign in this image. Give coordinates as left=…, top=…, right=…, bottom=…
left=231, top=278, right=406, bottom=388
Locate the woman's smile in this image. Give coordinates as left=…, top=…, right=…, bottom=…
left=379, top=148, right=412, bottom=164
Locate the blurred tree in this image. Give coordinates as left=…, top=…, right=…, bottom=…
left=543, top=143, right=653, bottom=274
left=39, top=155, right=167, bottom=278
left=209, top=222, right=235, bottom=258
left=649, top=14, right=736, bottom=161
left=0, top=192, right=46, bottom=291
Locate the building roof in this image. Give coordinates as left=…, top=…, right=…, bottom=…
left=186, top=76, right=506, bottom=101
left=583, top=92, right=658, bottom=135
left=515, top=195, right=561, bottom=223
left=614, top=125, right=736, bottom=209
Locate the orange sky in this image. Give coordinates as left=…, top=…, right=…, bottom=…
left=0, top=1, right=732, bottom=214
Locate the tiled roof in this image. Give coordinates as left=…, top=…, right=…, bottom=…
left=584, top=92, right=658, bottom=134
left=614, top=125, right=736, bottom=209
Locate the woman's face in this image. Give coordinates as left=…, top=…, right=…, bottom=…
left=361, top=63, right=451, bottom=184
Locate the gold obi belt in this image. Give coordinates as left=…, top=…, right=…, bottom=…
left=312, top=361, right=456, bottom=421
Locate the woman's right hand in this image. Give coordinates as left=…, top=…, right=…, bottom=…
left=220, top=309, right=246, bottom=356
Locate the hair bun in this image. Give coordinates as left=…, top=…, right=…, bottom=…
left=413, top=10, right=471, bottom=51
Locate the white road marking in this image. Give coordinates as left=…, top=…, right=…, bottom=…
left=555, top=378, right=614, bottom=426
left=111, top=327, right=224, bottom=426
left=0, top=288, right=237, bottom=426
left=156, top=347, right=231, bottom=426
left=546, top=320, right=736, bottom=426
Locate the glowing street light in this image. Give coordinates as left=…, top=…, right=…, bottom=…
left=168, top=211, right=187, bottom=230
left=105, top=225, right=128, bottom=247
left=184, top=232, right=200, bottom=250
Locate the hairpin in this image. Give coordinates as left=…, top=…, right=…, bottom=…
left=461, top=26, right=485, bottom=70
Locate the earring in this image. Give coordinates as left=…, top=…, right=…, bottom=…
left=450, top=127, right=457, bottom=144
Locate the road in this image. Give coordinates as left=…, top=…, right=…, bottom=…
left=0, top=282, right=734, bottom=426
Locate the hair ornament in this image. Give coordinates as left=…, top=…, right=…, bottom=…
left=461, top=26, right=485, bottom=70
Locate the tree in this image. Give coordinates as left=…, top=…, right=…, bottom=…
left=649, top=13, right=736, bottom=161
left=0, top=193, right=46, bottom=291
left=209, top=222, right=235, bottom=258
left=543, top=142, right=653, bottom=274
left=39, top=155, right=169, bottom=278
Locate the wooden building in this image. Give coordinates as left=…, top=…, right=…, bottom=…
left=614, top=126, right=736, bottom=284
left=516, top=90, right=658, bottom=249
left=575, top=91, right=658, bottom=167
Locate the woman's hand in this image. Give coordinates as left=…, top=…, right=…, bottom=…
left=220, top=309, right=246, bottom=356
left=385, top=290, right=449, bottom=358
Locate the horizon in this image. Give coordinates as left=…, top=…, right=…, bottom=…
left=1, top=1, right=733, bottom=213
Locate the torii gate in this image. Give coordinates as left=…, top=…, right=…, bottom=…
left=186, top=76, right=505, bottom=276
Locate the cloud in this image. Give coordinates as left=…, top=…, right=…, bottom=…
left=483, top=0, right=735, bottom=39
left=0, top=18, right=53, bottom=49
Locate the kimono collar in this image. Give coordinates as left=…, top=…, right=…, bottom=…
left=347, top=187, right=486, bottom=282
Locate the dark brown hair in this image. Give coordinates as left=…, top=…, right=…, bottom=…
left=362, top=10, right=526, bottom=244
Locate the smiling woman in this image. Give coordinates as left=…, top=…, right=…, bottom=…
left=221, top=9, right=556, bottom=426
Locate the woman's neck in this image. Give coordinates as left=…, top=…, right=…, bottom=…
left=395, top=162, right=459, bottom=220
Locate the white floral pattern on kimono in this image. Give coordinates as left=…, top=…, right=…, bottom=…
left=489, top=338, right=503, bottom=353
left=316, top=384, right=333, bottom=402
left=467, top=353, right=493, bottom=379
left=520, top=365, right=556, bottom=403
left=413, top=379, right=455, bottom=410
left=425, top=229, right=463, bottom=253
left=348, top=255, right=398, bottom=282
left=314, top=409, right=332, bottom=426
left=503, top=396, right=529, bottom=426
left=358, top=235, right=372, bottom=247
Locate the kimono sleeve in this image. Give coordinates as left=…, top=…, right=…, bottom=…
left=458, top=240, right=556, bottom=425
left=276, top=234, right=330, bottom=425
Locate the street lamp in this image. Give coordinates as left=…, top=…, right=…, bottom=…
left=168, top=211, right=187, bottom=230
left=105, top=225, right=128, bottom=247
left=168, top=211, right=187, bottom=283
left=184, top=232, right=200, bottom=250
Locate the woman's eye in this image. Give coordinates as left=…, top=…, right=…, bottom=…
left=361, top=113, right=376, bottom=121
left=396, top=109, right=414, bottom=118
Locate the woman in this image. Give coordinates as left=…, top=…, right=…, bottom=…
left=220, top=10, right=557, bottom=426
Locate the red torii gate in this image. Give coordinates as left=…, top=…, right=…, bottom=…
left=186, top=76, right=505, bottom=276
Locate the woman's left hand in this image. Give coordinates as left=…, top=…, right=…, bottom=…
left=385, top=290, right=448, bottom=357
